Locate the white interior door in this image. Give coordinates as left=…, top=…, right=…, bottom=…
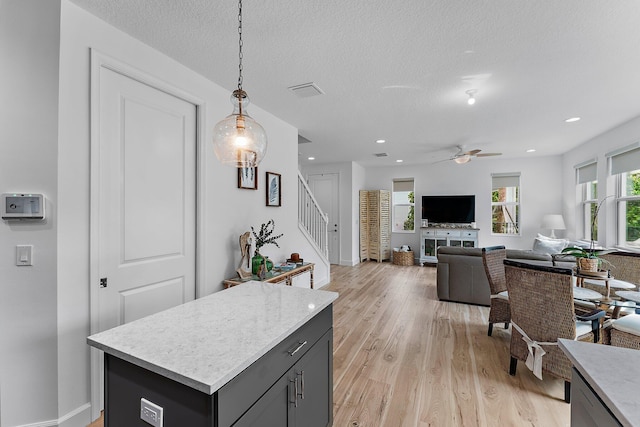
left=308, top=173, right=339, bottom=264
left=98, top=67, right=197, bottom=329
left=91, top=64, right=197, bottom=414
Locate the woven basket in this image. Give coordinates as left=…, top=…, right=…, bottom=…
left=578, top=258, right=599, bottom=272
left=393, top=251, right=414, bottom=266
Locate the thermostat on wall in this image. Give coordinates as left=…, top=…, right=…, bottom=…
left=2, top=193, right=45, bottom=220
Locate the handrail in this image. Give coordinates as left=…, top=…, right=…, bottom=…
left=297, top=171, right=329, bottom=259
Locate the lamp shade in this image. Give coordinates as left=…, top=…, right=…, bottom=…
left=541, top=214, right=565, bottom=238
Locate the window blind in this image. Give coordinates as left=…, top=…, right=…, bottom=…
left=491, top=173, right=520, bottom=189
left=606, top=143, right=640, bottom=175
left=576, top=161, right=597, bottom=184
left=393, top=179, right=414, bottom=192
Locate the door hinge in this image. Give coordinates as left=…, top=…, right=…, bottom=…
left=100, top=277, right=108, bottom=288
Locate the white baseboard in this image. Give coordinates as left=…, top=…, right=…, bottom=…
left=13, top=403, right=91, bottom=427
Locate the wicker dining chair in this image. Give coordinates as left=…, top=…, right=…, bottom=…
left=606, top=314, right=640, bottom=349
left=481, top=246, right=509, bottom=336
left=504, top=260, right=605, bottom=403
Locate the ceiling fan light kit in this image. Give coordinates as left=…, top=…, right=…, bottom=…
left=454, top=155, right=471, bottom=164
left=212, top=0, right=267, bottom=168
left=466, top=89, right=477, bottom=105
left=450, top=145, right=502, bottom=164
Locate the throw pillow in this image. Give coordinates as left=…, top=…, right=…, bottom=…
left=532, top=237, right=568, bottom=255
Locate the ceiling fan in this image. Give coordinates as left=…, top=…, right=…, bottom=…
left=449, top=145, right=502, bottom=164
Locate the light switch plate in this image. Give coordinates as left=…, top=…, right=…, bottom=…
left=16, top=245, right=33, bottom=266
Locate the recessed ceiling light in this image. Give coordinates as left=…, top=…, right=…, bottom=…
left=396, top=159, right=403, bottom=163
left=376, top=139, right=386, bottom=144
left=565, top=117, right=581, bottom=123
left=308, top=157, right=315, bottom=160
left=526, top=149, right=536, bottom=153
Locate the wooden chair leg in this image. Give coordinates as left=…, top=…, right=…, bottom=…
left=488, top=323, right=494, bottom=336
left=509, top=356, right=517, bottom=376
left=564, top=381, right=571, bottom=403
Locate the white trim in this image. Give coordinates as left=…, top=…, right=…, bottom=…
left=88, top=48, right=206, bottom=420
left=12, top=403, right=91, bottom=427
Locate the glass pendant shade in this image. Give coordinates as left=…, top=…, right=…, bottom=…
left=213, top=90, right=267, bottom=167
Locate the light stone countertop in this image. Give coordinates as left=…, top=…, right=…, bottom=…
left=559, top=339, right=640, bottom=427
left=87, top=281, right=338, bottom=395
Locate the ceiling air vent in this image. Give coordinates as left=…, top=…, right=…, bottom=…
left=288, top=82, right=324, bottom=98
left=374, top=153, right=388, bottom=157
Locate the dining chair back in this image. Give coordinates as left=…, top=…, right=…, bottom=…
left=504, top=259, right=604, bottom=403
left=481, top=246, right=509, bottom=336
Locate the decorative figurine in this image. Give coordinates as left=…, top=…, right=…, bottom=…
left=236, top=231, right=255, bottom=279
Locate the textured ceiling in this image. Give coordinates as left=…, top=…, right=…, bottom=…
left=69, top=0, right=640, bottom=166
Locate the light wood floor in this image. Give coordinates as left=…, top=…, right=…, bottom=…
left=327, top=262, right=570, bottom=427
left=88, top=261, right=570, bottom=427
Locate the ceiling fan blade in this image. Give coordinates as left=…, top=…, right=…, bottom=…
left=476, top=152, right=502, bottom=157
left=466, top=149, right=482, bottom=156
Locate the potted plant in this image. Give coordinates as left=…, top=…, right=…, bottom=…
left=561, top=196, right=613, bottom=273
left=251, top=219, right=283, bottom=274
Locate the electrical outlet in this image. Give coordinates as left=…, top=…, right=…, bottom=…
left=140, top=398, right=163, bottom=427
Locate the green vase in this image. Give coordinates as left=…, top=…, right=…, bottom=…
left=252, top=255, right=264, bottom=275
left=252, top=255, right=274, bottom=275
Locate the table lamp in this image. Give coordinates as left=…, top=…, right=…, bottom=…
left=541, top=214, right=566, bottom=238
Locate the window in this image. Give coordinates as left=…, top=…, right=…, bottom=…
left=576, top=160, right=598, bottom=240
left=608, top=144, right=640, bottom=250
left=392, top=178, right=414, bottom=232
left=491, top=173, right=520, bottom=235
left=616, top=168, right=640, bottom=249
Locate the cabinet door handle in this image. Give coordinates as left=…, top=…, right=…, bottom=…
left=293, top=377, right=299, bottom=407
left=288, top=340, right=307, bottom=356
left=298, top=370, right=305, bottom=399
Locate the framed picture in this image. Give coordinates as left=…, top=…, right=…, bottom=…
left=237, top=150, right=258, bottom=190
left=266, top=172, right=281, bottom=207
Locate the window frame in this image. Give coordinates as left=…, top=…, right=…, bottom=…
left=582, top=180, right=598, bottom=241
left=615, top=169, right=640, bottom=250
left=392, top=178, right=415, bottom=233
left=491, top=173, right=521, bottom=236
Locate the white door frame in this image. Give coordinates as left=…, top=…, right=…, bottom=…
left=88, top=49, right=207, bottom=421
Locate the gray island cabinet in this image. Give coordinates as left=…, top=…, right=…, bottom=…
left=88, top=281, right=338, bottom=426
left=559, top=339, right=640, bottom=427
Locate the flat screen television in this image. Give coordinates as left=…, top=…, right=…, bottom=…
left=421, top=195, right=475, bottom=224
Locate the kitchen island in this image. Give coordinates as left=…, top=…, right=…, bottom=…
left=88, top=281, right=338, bottom=426
left=559, top=339, right=640, bottom=427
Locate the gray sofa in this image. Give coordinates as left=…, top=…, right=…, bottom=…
left=436, top=246, right=555, bottom=306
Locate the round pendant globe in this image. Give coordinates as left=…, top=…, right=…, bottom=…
left=212, top=91, right=267, bottom=167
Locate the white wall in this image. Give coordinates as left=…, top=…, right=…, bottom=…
left=561, top=115, right=640, bottom=247
left=306, top=155, right=567, bottom=263
left=0, top=1, right=324, bottom=425
left=351, top=163, right=366, bottom=262
left=0, top=1, right=61, bottom=425
left=366, top=156, right=566, bottom=252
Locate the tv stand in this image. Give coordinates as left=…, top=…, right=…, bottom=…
left=420, top=226, right=478, bottom=265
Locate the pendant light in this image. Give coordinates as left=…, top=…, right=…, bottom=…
left=212, top=0, right=267, bottom=167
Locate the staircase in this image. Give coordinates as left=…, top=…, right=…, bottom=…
left=297, top=171, right=329, bottom=261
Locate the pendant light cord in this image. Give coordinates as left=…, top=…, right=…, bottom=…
left=237, top=0, right=243, bottom=91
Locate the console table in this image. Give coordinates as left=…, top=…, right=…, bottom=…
left=223, top=262, right=315, bottom=289
left=420, top=227, right=479, bottom=264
